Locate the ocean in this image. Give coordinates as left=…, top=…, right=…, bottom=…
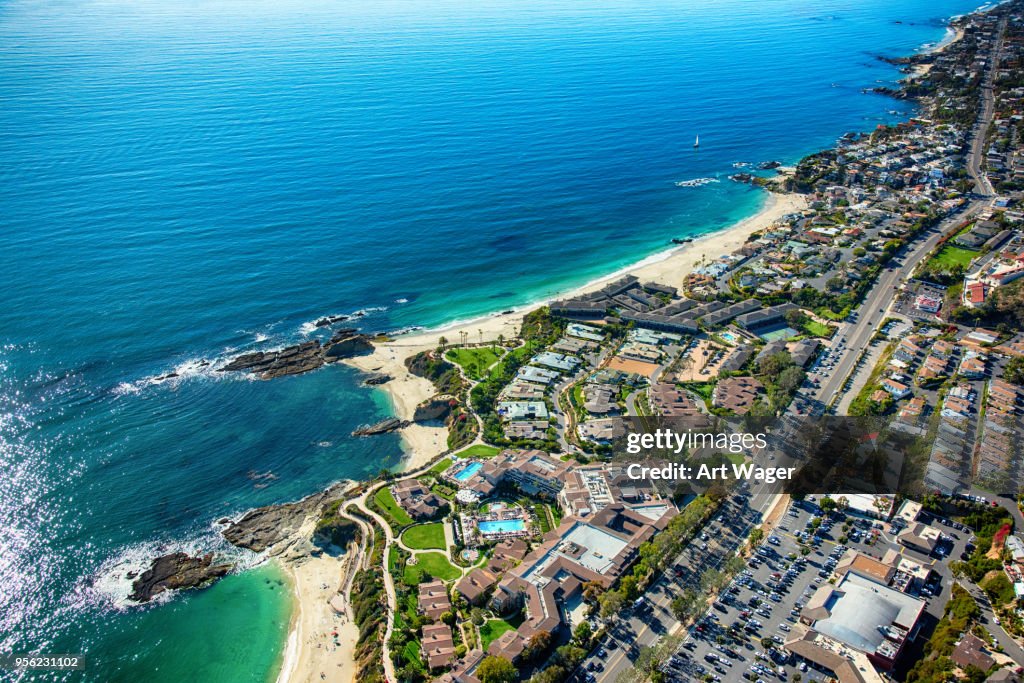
left=0, top=0, right=982, bottom=679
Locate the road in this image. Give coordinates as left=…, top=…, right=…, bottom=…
left=814, top=17, right=1005, bottom=413
left=967, top=17, right=1005, bottom=196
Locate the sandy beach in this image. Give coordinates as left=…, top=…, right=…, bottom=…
left=275, top=552, right=360, bottom=683
left=343, top=189, right=807, bottom=471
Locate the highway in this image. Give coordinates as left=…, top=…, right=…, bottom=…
left=815, top=16, right=1005, bottom=413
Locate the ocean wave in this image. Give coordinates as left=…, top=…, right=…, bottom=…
left=87, top=529, right=264, bottom=610
left=299, top=306, right=389, bottom=335
left=390, top=325, right=425, bottom=336
left=675, top=177, right=721, bottom=188
left=112, top=357, right=222, bottom=396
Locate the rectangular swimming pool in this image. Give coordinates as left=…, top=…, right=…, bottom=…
left=478, top=519, right=526, bottom=534
left=452, top=461, right=483, bottom=482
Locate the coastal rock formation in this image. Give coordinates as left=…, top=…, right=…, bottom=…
left=129, top=552, right=233, bottom=603
left=221, top=483, right=347, bottom=553
left=351, top=417, right=408, bottom=436
left=323, top=330, right=374, bottom=361
left=219, top=331, right=373, bottom=380
left=362, top=372, right=392, bottom=386
left=413, top=396, right=455, bottom=422
left=315, top=314, right=350, bottom=328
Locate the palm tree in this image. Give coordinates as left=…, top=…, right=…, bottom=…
left=497, top=333, right=505, bottom=348
left=438, top=336, right=448, bottom=352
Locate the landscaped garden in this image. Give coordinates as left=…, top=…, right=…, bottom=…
left=403, top=551, right=462, bottom=584
left=445, top=346, right=503, bottom=380
left=373, top=487, right=414, bottom=529
left=402, top=522, right=447, bottom=550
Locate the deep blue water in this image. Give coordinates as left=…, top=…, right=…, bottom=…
left=0, top=0, right=981, bottom=679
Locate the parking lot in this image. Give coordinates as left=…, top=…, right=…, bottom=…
left=582, top=492, right=767, bottom=683
left=659, top=498, right=957, bottom=683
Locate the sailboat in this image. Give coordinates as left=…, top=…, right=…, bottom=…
left=694, top=134, right=700, bottom=148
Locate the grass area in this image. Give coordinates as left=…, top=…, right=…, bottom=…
left=479, top=619, right=517, bottom=649
left=388, top=546, right=400, bottom=573
left=431, top=483, right=455, bottom=501
left=428, top=457, right=454, bottom=477
left=724, top=452, right=746, bottom=465
left=445, top=346, right=503, bottom=380
left=929, top=244, right=978, bottom=271
left=373, top=487, right=414, bottom=529
left=803, top=320, right=833, bottom=338
left=681, top=382, right=715, bottom=402
left=403, top=551, right=462, bottom=584
left=454, top=444, right=501, bottom=459
left=402, top=523, right=447, bottom=550
left=402, top=639, right=426, bottom=673
left=534, top=503, right=553, bottom=534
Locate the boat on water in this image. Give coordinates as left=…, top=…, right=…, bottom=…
left=694, top=134, right=700, bottom=148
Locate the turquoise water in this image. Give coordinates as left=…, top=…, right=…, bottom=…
left=0, top=0, right=981, bottom=680
left=478, top=519, right=527, bottom=535
left=452, top=461, right=484, bottom=482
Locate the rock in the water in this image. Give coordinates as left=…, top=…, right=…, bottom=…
left=352, top=417, right=408, bottom=436
left=218, top=333, right=373, bottom=380
left=323, top=330, right=373, bottom=361
left=222, top=484, right=347, bottom=553
left=315, top=315, right=350, bottom=328
left=129, top=552, right=233, bottom=603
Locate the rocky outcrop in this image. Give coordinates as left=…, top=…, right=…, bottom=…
left=219, top=331, right=373, bottom=380
left=221, top=483, right=347, bottom=553
left=362, top=372, right=392, bottom=386
left=129, top=552, right=233, bottom=603
left=315, top=314, right=351, bottom=328
left=351, top=417, right=408, bottom=436
left=413, top=396, right=455, bottom=422
left=323, top=330, right=374, bottom=361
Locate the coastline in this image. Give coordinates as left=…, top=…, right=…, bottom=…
left=272, top=552, right=360, bottom=683
left=273, top=8, right=972, bottom=682
left=343, top=189, right=807, bottom=473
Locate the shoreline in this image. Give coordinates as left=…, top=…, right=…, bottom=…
left=275, top=8, right=973, bottom=683
left=272, top=552, right=360, bottom=683
left=344, top=189, right=807, bottom=473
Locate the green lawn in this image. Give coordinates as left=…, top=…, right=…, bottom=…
left=428, top=457, right=454, bottom=476
left=445, top=347, right=503, bottom=380
left=373, top=487, right=414, bottom=528
left=803, top=321, right=833, bottom=338
left=681, top=382, right=715, bottom=402
left=479, top=619, right=517, bottom=649
left=402, top=639, right=426, bottom=673
left=403, top=551, right=462, bottom=584
left=454, top=444, right=501, bottom=459
left=402, top=523, right=447, bottom=550
left=929, top=244, right=978, bottom=271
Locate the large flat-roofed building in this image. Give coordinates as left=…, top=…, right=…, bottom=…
left=785, top=626, right=888, bottom=683
left=797, top=572, right=925, bottom=672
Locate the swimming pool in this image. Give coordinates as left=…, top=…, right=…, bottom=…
left=452, top=461, right=483, bottom=482
left=478, top=519, right=526, bottom=534
left=720, top=331, right=739, bottom=343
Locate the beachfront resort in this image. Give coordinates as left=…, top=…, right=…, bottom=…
left=347, top=5, right=1024, bottom=682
